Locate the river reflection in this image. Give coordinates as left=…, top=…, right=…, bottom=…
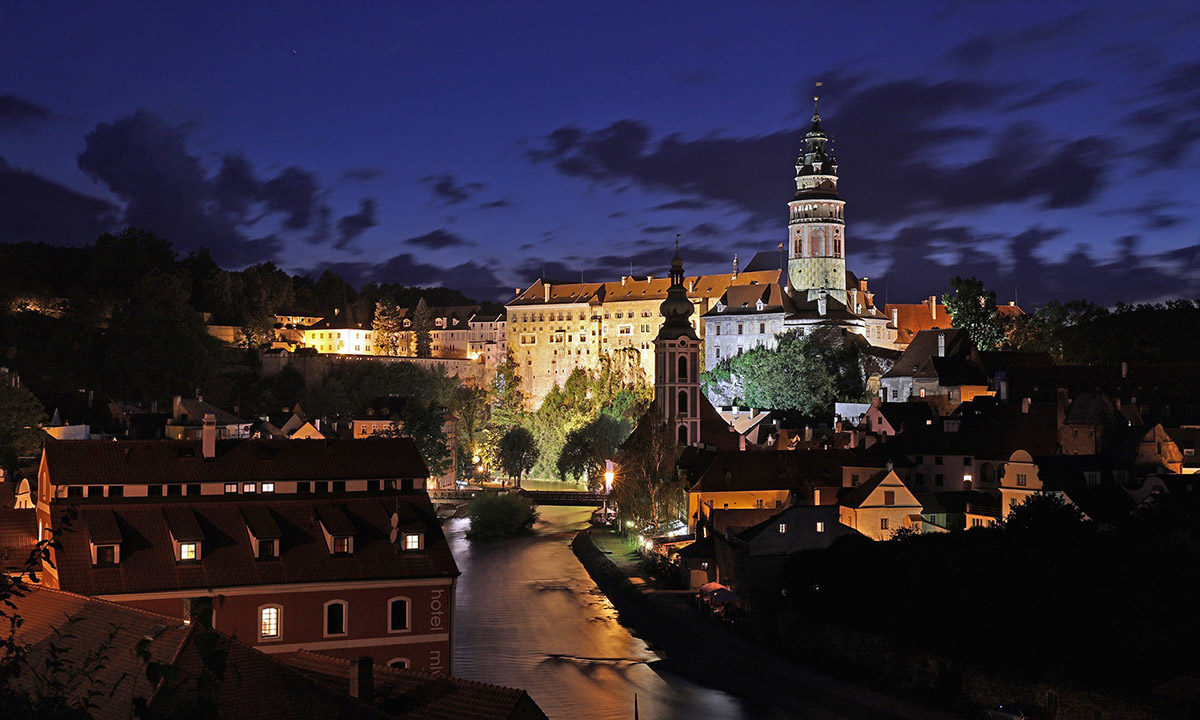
left=449, top=505, right=752, bottom=720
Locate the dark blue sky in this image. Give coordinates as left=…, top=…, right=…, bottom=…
left=2, top=1, right=1197, bottom=305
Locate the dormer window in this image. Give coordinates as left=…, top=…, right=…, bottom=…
left=333, top=536, right=351, bottom=554
left=165, top=508, right=204, bottom=562
left=180, top=542, right=198, bottom=561
left=242, top=506, right=282, bottom=559
left=95, top=544, right=118, bottom=566
left=316, top=506, right=356, bottom=555
left=404, top=533, right=423, bottom=551
left=756, top=299, right=764, bottom=311
left=86, top=509, right=123, bottom=566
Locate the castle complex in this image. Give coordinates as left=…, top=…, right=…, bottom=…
left=509, top=104, right=897, bottom=405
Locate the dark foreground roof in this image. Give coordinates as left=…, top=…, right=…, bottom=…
left=43, top=437, right=430, bottom=485
left=49, top=493, right=458, bottom=596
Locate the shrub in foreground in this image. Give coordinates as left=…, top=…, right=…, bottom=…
left=466, top=493, right=539, bottom=541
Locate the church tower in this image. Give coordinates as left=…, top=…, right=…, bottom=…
left=654, top=242, right=700, bottom=446
left=787, top=96, right=847, bottom=305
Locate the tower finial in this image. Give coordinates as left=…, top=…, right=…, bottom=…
left=675, top=232, right=680, bottom=254
left=813, top=80, right=823, bottom=116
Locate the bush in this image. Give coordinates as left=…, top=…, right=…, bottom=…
left=466, top=493, right=539, bottom=541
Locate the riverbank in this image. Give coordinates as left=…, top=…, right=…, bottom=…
left=571, top=529, right=962, bottom=720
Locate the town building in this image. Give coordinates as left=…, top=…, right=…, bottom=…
left=468, top=311, right=508, bottom=368
left=165, top=395, right=252, bottom=440
left=32, top=433, right=459, bottom=674
left=302, top=307, right=377, bottom=355
left=879, top=329, right=991, bottom=408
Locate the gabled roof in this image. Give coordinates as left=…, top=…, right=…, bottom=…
left=882, top=299, right=951, bottom=345
left=691, top=447, right=898, bottom=494
left=42, top=437, right=429, bottom=485
left=507, top=270, right=781, bottom=307
left=702, top=283, right=791, bottom=318
left=281, top=651, right=550, bottom=720
left=883, top=328, right=977, bottom=380
left=174, top=397, right=247, bottom=427
left=48, top=493, right=459, bottom=596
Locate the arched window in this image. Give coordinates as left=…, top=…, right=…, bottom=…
left=677, top=425, right=689, bottom=445
left=677, top=355, right=688, bottom=381
left=677, top=390, right=689, bottom=415
left=388, top=597, right=411, bottom=633
left=258, top=604, right=282, bottom=641
left=324, top=599, right=347, bottom=637
left=387, top=658, right=410, bottom=670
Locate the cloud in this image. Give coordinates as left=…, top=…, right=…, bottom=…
left=0, top=93, right=51, bottom=127
left=528, top=74, right=1113, bottom=228
left=1127, top=60, right=1200, bottom=167
left=1003, top=79, right=1091, bottom=111
left=516, top=243, right=732, bottom=285
left=69, top=110, right=374, bottom=265
left=855, top=223, right=1199, bottom=307
left=949, top=11, right=1094, bottom=68
left=343, top=167, right=384, bottom=182
left=651, top=198, right=711, bottom=211
left=404, top=228, right=472, bottom=250
left=480, top=198, right=512, bottom=209
left=308, top=253, right=507, bottom=301
left=421, top=173, right=485, bottom=205
left=335, top=197, right=378, bottom=248
left=0, top=156, right=119, bottom=245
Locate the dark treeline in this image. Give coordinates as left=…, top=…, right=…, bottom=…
left=0, top=229, right=488, bottom=406
left=780, top=493, right=1200, bottom=692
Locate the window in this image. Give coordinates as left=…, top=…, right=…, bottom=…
left=179, top=542, right=198, bottom=561
left=759, top=323, right=765, bottom=334
left=148, top=484, right=163, bottom=497
left=259, top=606, right=280, bottom=640
left=677, top=390, right=689, bottom=414
left=934, top=456, right=943, bottom=465
left=109, top=486, right=124, bottom=498
left=880, top=518, right=890, bottom=531
left=332, top=536, right=351, bottom=554
left=963, top=457, right=972, bottom=466
left=778, top=523, right=787, bottom=534
left=261, top=482, right=275, bottom=493
left=297, top=481, right=311, bottom=494
left=388, top=598, right=410, bottom=633
left=677, top=356, right=688, bottom=381
left=258, top=539, right=277, bottom=558
left=324, top=600, right=347, bottom=637
left=816, top=522, right=825, bottom=533
left=95, top=544, right=117, bottom=566
left=756, top=498, right=765, bottom=509
left=87, top=485, right=102, bottom=497
left=242, top=482, right=256, bottom=493
left=387, top=658, right=410, bottom=669
left=737, top=323, right=743, bottom=335
left=934, top=474, right=944, bottom=487
left=884, top=491, right=895, bottom=506
left=404, top=533, right=422, bottom=551
left=1016, top=473, right=1027, bottom=487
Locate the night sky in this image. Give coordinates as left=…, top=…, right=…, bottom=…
left=2, top=2, right=1197, bottom=306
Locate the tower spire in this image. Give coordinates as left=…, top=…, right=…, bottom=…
left=813, top=80, right=823, bottom=118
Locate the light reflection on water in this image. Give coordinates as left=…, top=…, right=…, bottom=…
left=449, top=505, right=752, bottom=720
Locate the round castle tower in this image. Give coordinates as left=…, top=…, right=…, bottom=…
left=787, top=101, right=847, bottom=305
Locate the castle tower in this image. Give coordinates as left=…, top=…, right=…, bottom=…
left=787, top=97, right=847, bottom=305
left=653, top=242, right=700, bottom=446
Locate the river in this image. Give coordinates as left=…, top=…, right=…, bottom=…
left=448, top=505, right=754, bottom=720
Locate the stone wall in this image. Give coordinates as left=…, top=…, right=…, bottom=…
left=259, top=351, right=488, bottom=387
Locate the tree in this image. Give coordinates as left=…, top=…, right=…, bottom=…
left=942, top=276, right=1006, bottom=351
left=0, top=379, right=46, bottom=474
left=465, top=493, right=538, bottom=541
left=614, top=410, right=684, bottom=532
left=1002, top=492, right=1089, bottom=535
left=498, top=427, right=538, bottom=489
left=372, top=301, right=405, bottom=356
left=557, top=414, right=629, bottom=489
left=412, top=298, right=433, bottom=358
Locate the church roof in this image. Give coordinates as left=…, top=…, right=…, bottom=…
left=508, top=271, right=779, bottom=307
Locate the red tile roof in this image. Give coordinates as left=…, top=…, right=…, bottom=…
left=42, top=437, right=429, bottom=485
left=281, top=651, right=550, bottom=720
left=48, top=493, right=458, bottom=596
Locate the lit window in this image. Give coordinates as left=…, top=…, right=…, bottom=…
left=778, top=523, right=787, bottom=534
left=242, top=482, right=256, bottom=493
left=388, top=598, right=410, bottom=632
left=180, top=542, right=198, bottom=561
left=816, top=522, right=825, bottom=533
left=261, top=482, right=275, bottom=493
left=260, top=606, right=280, bottom=639
left=333, top=536, right=351, bottom=554
left=404, top=533, right=421, bottom=550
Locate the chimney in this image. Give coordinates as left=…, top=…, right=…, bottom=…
left=172, top=395, right=183, bottom=421
left=350, top=656, right=374, bottom=703
left=202, top=413, right=217, bottom=459
left=645, top=275, right=653, bottom=282
left=1021, top=397, right=1031, bottom=415
left=859, top=276, right=869, bottom=293
left=732, top=253, right=739, bottom=278
left=891, top=306, right=898, bottom=328
left=780, top=243, right=790, bottom=295
left=1121, top=361, right=1128, bottom=379
left=929, top=296, right=937, bottom=319
left=817, top=289, right=827, bottom=316
left=621, top=276, right=628, bottom=286
left=543, top=283, right=551, bottom=302
left=514, top=287, right=521, bottom=296
left=688, top=279, right=696, bottom=293
left=804, top=425, right=813, bottom=441
left=937, top=333, right=946, bottom=357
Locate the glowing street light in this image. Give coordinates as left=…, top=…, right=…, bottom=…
left=604, top=470, right=614, bottom=494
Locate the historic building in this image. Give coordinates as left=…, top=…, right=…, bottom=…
left=33, top=430, right=459, bottom=675
left=699, top=106, right=896, bottom=370
left=506, top=267, right=779, bottom=404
